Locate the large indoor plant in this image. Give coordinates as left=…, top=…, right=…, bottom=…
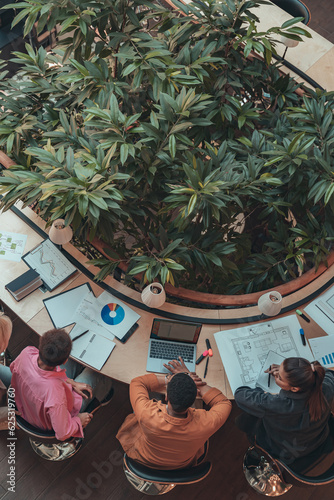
left=0, top=0, right=333, bottom=296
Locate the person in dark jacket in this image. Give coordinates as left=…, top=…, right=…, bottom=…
left=234, top=357, right=334, bottom=467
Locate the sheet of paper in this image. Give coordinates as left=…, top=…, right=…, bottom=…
left=43, top=283, right=91, bottom=328
left=0, top=230, right=27, bottom=262
left=24, top=239, right=77, bottom=290
left=256, top=350, right=285, bottom=394
left=214, top=315, right=313, bottom=394
left=309, top=336, right=334, bottom=368
left=74, top=290, right=140, bottom=341
left=304, top=285, right=334, bottom=335
left=73, top=293, right=115, bottom=340
left=70, top=323, right=116, bottom=371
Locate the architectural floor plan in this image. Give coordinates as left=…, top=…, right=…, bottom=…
left=214, top=315, right=313, bottom=393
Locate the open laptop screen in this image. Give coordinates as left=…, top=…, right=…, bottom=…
left=151, top=318, right=202, bottom=344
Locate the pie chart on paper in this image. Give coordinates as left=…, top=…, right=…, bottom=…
left=101, top=303, right=125, bottom=326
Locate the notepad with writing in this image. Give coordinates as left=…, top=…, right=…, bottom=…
left=70, top=324, right=116, bottom=371
left=256, top=351, right=285, bottom=394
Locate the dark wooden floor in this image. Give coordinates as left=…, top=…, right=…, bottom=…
left=0, top=304, right=333, bottom=500
left=305, top=0, right=334, bottom=43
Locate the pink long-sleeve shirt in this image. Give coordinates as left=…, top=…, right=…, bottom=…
left=10, top=346, right=83, bottom=441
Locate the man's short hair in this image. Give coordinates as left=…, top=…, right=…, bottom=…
left=39, top=328, right=72, bottom=367
left=167, top=373, right=197, bottom=413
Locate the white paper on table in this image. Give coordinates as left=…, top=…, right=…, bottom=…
left=0, top=230, right=27, bottom=262
left=256, top=350, right=285, bottom=394
left=70, top=323, right=116, bottom=371
left=23, top=239, right=77, bottom=289
left=309, top=336, right=334, bottom=368
left=304, top=285, right=334, bottom=336
left=73, top=292, right=115, bottom=340
left=82, top=290, right=140, bottom=341
left=43, top=283, right=91, bottom=328
left=214, top=315, right=314, bottom=394
left=96, top=292, right=140, bottom=339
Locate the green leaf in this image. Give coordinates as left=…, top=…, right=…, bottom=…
left=169, top=134, right=176, bottom=159
left=187, top=193, right=197, bottom=215
left=60, top=15, right=78, bottom=33
left=324, top=184, right=334, bottom=205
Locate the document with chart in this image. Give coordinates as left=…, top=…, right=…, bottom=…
left=43, top=282, right=140, bottom=342
left=304, top=285, right=334, bottom=335
left=214, top=315, right=313, bottom=394
left=23, top=239, right=77, bottom=291
left=0, top=230, right=27, bottom=262
left=73, top=290, right=140, bottom=341
left=308, top=336, right=334, bottom=368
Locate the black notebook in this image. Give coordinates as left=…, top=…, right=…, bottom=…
left=5, top=269, right=43, bottom=301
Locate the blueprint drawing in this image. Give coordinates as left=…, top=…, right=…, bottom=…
left=214, top=315, right=313, bottom=393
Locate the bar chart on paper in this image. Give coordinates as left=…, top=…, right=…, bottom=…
left=309, top=336, right=334, bottom=368
left=322, top=353, right=334, bottom=366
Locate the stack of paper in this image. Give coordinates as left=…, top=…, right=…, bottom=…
left=5, top=269, right=43, bottom=301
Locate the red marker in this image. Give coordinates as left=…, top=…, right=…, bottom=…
left=196, top=350, right=208, bottom=365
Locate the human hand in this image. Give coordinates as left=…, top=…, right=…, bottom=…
left=78, top=412, right=93, bottom=428
left=71, top=381, right=93, bottom=399
left=264, top=364, right=279, bottom=376
left=163, top=356, right=190, bottom=376
left=189, top=373, right=207, bottom=387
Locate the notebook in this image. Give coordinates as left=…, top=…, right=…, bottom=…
left=146, top=318, right=202, bottom=374
left=5, top=269, right=43, bottom=301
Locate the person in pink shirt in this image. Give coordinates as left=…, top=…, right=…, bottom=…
left=10, top=328, right=113, bottom=441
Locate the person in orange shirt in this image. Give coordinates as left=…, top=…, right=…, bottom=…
left=117, top=357, right=232, bottom=469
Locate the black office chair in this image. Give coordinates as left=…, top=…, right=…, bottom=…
left=243, top=444, right=334, bottom=496
left=123, top=454, right=212, bottom=495
left=271, top=0, right=311, bottom=25
left=15, top=413, right=83, bottom=461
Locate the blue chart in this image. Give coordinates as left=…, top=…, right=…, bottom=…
left=101, top=303, right=125, bottom=326
left=322, top=353, right=334, bottom=366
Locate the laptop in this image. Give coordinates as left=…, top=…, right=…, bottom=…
left=146, top=318, right=202, bottom=374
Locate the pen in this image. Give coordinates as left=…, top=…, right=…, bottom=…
left=299, top=328, right=306, bottom=346
left=72, top=329, right=89, bottom=342
left=296, top=309, right=310, bottom=323
left=204, top=357, right=209, bottom=379
left=268, top=365, right=271, bottom=388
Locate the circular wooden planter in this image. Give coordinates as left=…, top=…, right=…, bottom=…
left=90, top=235, right=334, bottom=308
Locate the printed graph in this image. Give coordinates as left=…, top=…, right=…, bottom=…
left=24, top=239, right=76, bottom=289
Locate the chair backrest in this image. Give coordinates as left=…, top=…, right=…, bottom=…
left=124, top=454, right=212, bottom=485
left=15, top=413, right=56, bottom=440
left=276, top=458, right=334, bottom=486
left=270, top=0, right=311, bottom=25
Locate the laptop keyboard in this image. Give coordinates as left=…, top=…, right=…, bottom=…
left=149, top=340, right=195, bottom=363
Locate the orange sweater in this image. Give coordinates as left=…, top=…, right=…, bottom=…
left=116, top=374, right=232, bottom=469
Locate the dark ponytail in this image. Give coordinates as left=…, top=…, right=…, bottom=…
left=283, top=358, right=327, bottom=422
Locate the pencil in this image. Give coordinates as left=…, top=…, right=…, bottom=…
left=204, top=357, right=209, bottom=379
left=268, top=365, right=271, bottom=388
left=72, top=329, right=89, bottom=342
